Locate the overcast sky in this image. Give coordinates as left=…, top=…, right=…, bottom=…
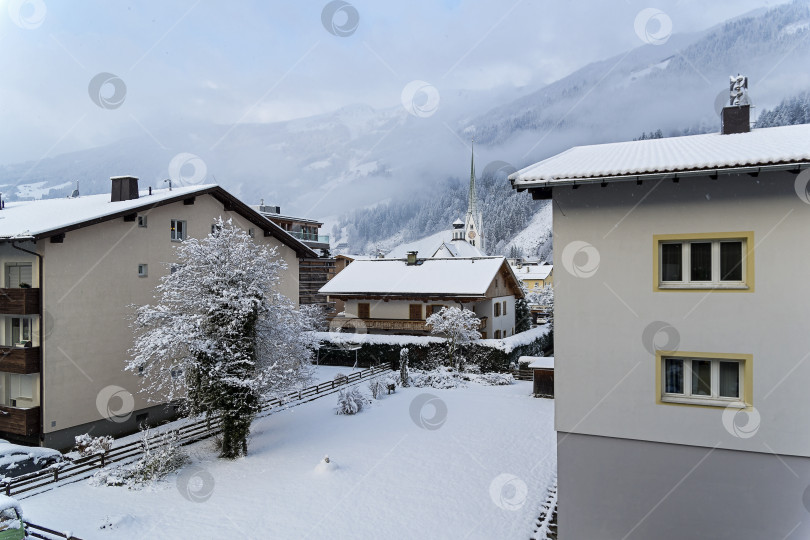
left=0, top=0, right=789, bottom=164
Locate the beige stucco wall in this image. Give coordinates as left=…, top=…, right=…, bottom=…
left=39, top=193, right=301, bottom=434
left=554, top=171, right=810, bottom=457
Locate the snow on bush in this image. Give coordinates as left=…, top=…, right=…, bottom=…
left=426, top=306, right=481, bottom=371
left=410, top=367, right=467, bottom=390
left=474, top=372, right=515, bottom=386
left=335, top=387, right=368, bottom=415
left=400, top=348, right=411, bottom=387
left=314, top=455, right=338, bottom=474
left=367, top=376, right=388, bottom=399
left=91, top=428, right=188, bottom=488
left=334, top=372, right=349, bottom=386
left=75, top=434, right=114, bottom=457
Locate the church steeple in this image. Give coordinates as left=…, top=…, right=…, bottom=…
left=464, top=139, right=484, bottom=251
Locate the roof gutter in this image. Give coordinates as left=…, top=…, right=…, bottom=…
left=511, top=162, right=810, bottom=193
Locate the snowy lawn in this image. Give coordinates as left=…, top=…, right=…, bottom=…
left=23, top=371, right=556, bottom=540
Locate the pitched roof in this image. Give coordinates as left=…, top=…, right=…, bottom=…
left=0, top=184, right=317, bottom=257
left=510, top=124, right=810, bottom=188
left=385, top=229, right=483, bottom=259
left=320, top=256, right=521, bottom=298
left=513, top=264, right=553, bottom=280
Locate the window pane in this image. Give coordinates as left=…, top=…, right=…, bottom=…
left=661, top=244, right=682, bottom=281
left=720, top=242, right=743, bottom=281
left=690, top=243, right=712, bottom=281
left=664, top=358, right=683, bottom=394
left=719, top=361, right=740, bottom=398
left=691, top=360, right=712, bottom=396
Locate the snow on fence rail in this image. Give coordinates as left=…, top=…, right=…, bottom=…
left=24, top=521, right=84, bottom=540
left=2, top=363, right=393, bottom=499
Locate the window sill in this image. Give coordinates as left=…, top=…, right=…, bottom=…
left=661, top=396, right=745, bottom=408
left=658, top=283, right=749, bottom=291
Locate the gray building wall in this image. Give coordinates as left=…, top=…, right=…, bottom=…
left=558, top=431, right=810, bottom=540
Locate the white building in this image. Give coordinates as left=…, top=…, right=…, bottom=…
left=511, top=115, right=810, bottom=538
left=320, top=256, right=522, bottom=339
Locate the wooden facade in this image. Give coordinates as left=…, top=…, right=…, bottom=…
left=298, top=258, right=336, bottom=317
left=0, top=405, right=40, bottom=437
left=0, top=287, right=40, bottom=315
left=0, top=346, right=41, bottom=374
left=533, top=368, right=554, bottom=398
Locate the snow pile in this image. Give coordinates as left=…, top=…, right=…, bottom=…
left=480, top=326, right=549, bottom=354
left=312, top=331, right=445, bottom=347
left=530, top=479, right=558, bottom=540
left=473, top=372, right=515, bottom=386
left=98, top=514, right=139, bottom=532
left=314, top=455, right=338, bottom=475
left=410, top=367, right=467, bottom=389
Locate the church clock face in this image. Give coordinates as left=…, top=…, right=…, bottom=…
left=468, top=230, right=476, bottom=239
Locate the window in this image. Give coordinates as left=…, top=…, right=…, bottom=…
left=6, top=317, right=33, bottom=346
left=5, top=263, right=32, bottom=288
left=170, top=219, right=186, bottom=241
left=494, top=330, right=501, bottom=339
left=654, top=232, right=753, bottom=291
left=138, top=264, right=148, bottom=277
left=494, top=302, right=501, bottom=317
left=357, top=303, right=370, bottom=319
left=481, top=332, right=487, bottom=339
left=502, top=301, right=507, bottom=316
left=138, top=215, right=147, bottom=228
left=429, top=305, right=444, bottom=316
left=9, top=373, right=35, bottom=401
left=409, top=304, right=422, bottom=321
left=657, top=352, right=751, bottom=407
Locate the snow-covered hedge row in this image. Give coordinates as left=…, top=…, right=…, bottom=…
left=311, top=326, right=550, bottom=372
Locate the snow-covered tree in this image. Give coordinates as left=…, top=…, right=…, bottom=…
left=526, top=285, right=554, bottom=310
left=130, top=218, right=314, bottom=459
left=400, top=348, right=411, bottom=387
left=515, top=297, right=532, bottom=333
left=426, top=306, right=481, bottom=371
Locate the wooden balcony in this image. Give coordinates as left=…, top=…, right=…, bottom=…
left=330, top=316, right=488, bottom=333
left=0, top=346, right=41, bottom=374
left=0, top=406, right=40, bottom=437
left=0, top=288, right=40, bottom=315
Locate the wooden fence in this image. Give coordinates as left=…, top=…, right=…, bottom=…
left=2, top=363, right=393, bottom=499
left=24, top=521, right=84, bottom=540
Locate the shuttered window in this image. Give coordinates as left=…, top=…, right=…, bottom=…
left=6, top=263, right=33, bottom=288
left=409, top=304, right=422, bottom=321
left=358, top=303, right=370, bottom=319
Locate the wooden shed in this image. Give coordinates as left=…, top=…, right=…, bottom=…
left=522, top=356, right=554, bottom=398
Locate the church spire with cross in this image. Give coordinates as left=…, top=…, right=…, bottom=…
left=464, top=138, right=484, bottom=251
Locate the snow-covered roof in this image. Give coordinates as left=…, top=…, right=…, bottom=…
left=0, top=184, right=317, bottom=256
left=510, top=124, right=810, bottom=187
left=320, top=257, right=514, bottom=297
left=386, top=229, right=483, bottom=259
left=521, top=356, right=554, bottom=369
left=0, top=185, right=211, bottom=238
left=452, top=218, right=464, bottom=226
left=513, top=264, right=552, bottom=280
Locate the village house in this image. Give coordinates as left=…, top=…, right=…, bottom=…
left=511, top=262, right=553, bottom=290
left=319, top=255, right=523, bottom=339
left=510, top=100, right=810, bottom=539
left=0, top=177, right=316, bottom=449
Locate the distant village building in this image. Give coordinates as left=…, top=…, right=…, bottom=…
left=0, top=178, right=315, bottom=449
left=320, top=256, right=523, bottom=339
left=511, top=262, right=553, bottom=290
left=510, top=95, right=810, bottom=539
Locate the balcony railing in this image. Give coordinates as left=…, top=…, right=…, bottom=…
left=0, top=405, right=40, bottom=437
left=331, top=316, right=487, bottom=333
left=288, top=231, right=330, bottom=244
left=0, top=346, right=41, bottom=374
left=0, top=288, right=40, bottom=315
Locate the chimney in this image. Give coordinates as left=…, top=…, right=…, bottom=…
left=111, top=176, right=139, bottom=202
left=721, top=74, right=751, bottom=135
left=406, top=251, right=418, bottom=265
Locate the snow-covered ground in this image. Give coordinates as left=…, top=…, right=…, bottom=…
left=22, top=369, right=556, bottom=539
